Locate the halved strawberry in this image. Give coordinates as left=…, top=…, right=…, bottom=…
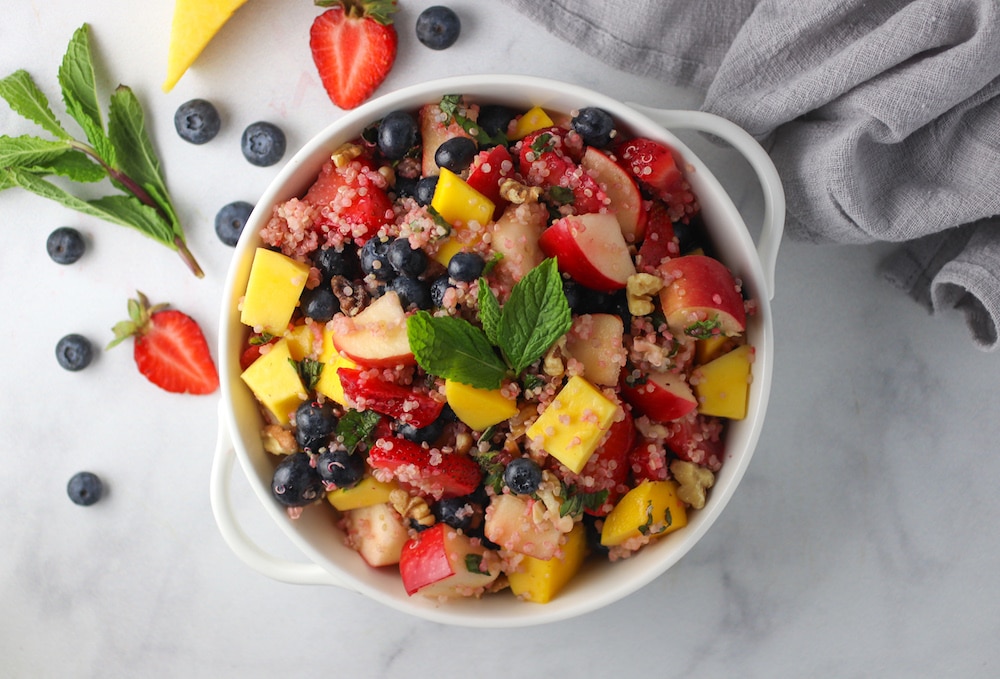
left=466, top=144, right=516, bottom=220
left=302, top=156, right=394, bottom=244
left=616, top=137, right=698, bottom=222
left=338, top=367, right=444, bottom=428
left=518, top=127, right=607, bottom=214
left=310, top=0, right=399, bottom=110
left=663, top=410, right=725, bottom=472
left=635, top=199, right=679, bottom=273
left=368, top=436, right=482, bottom=499
left=108, top=292, right=219, bottom=395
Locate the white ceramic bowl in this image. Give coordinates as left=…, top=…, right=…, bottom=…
left=211, top=74, right=783, bottom=627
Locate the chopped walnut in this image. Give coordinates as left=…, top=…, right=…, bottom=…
left=261, top=424, right=298, bottom=455
left=389, top=489, right=435, bottom=527
left=329, top=275, right=370, bottom=316
left=626, top=272, right=664, bottom=316
left=542, top=336, right=567, bottom=377
left=499, top=177, right=543, bottom=205
left=331, top=143, right=363, bottom=168
left=670, top=459, right=715, bottom=509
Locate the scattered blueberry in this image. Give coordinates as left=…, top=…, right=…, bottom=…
left=477, top=104, right=516, bottom=140
left=55, top=334, right=93, bottom=372
left=393, top=174, right=419, bottom=200
left=315, top=245, right=358, bottom=280
left=504, top=457, right=543, bottom=495
left=299, top=286, right=340, bottom=322
left=447, top=251, right=485, bottom=282
left=67, top=471, right=103, bottom=506
left=316, top=447, right=366, bottom=489
left=214, top=200, right=253, bottom=246
left=387, top=238, right=427, bottom=277
left=397, top=417, right=445, bottom=444
left=430, top=275, right=454, bottom=307
left=562, top=278, right=590, bottom=315
left=673, top=215, right=706, bottom=254
left=414, top=176, right=438, bottom=206
left=416, top=5, right=461, bottom=50
left=360, top=237, right=396, bottom=281
left=241, top=121, right=286, bottom=167
left=377, top=110, right=419, bottom=160
left=271, top=452, right=325, bottom=507
left=434, top=136, right=477, bottom=173
left=174, top=99, right=221, bottom=144
left=46, top=226, right=86, bottom=265
left=294, top=400, right=339, bottom=453
left=572, top=107, right=615, bottom=148
left=433, top=496, right=479, bottom=532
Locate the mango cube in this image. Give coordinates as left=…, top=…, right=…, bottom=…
left=508, top=523, right=588, bottom=603
left=286, top=323, right=318, bottom=361
left=239, top=339, right=305, bottom=425
left=695, top=335, right=732, bottom=365
left=314, top=327, right=358, bottom=407
left=431, top=169, right=495, bottom=265
left=240, top=248, right=310, bottom=334
left=600, top=480, right=688, bottom=547
left=327, top=476, right=399, bottom=511
left=445, top=379, right=519, bottom=431
left=693, top=344, right=753, bottom=420
left=525, top=375, right=617, bottom=474
left=509, top=106, right=554, bottom=141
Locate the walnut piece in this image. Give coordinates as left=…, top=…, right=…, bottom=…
left=261, top=424, right=298, bottom=455
left=389, top=489, right=435, bottom=527
left=626, top=273, right=664, bottom=316
left=331, top=143, right=363, bottom=168
left=670, top=459, right=715, bottom=509
left=499, top=178, right=543, bottom=205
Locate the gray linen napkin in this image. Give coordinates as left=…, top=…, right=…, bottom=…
left=499, top=0, right=1000, bottom=350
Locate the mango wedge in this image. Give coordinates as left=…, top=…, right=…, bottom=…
left=163, top=0, right=250, bottom=92
left=508, top=523, right=588, bottom=603
left=600, top=480, right=688, bottom=547
left=444, top=379, right=518, bottom=431
left=693, top=344, right=754, bottom=420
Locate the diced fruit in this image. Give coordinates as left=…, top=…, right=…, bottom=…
left=509, top=106, right=554, bottom=141
left=483, top=494, right=566, bottom=560
left=659, top=255, right=747, bottom=339
left=525, top=375, right=618, bottom=474
left=430, top=168, right=495, bottom=265
left=508, top=523, right=588, bottom=603
left=564, top=313, right=625, bottom=386
left=240, top=248, right=311, bottom=334
left=399, top=523, right=500, bottom=597
left=518, top=127, right=606, bottom=213
left=599, top=480, right=688, bottom=547
left=368, top=437, right=482, bottom=499
left=332, top=291, right=414, bottom=367
left=621, top=370, right=698, bottom=423
left=163, top=0, right=249, bottom=92
left=627, top=437, right=669, bottom=484
left=488, top=201, right=548, bottom=282
left=342, top=502, right=410, bottom=567
left=302, top=156, right=394, bottom=244
left=327, top=475, right=399, bottom=511
left=239, top=339, right=305, bottom=425
left=635, top=200, right=678, bottom=273
left=695, top=334, right=736, bottom=365
left=444, top=379, right=519, bottom=431
left=539, top=212, right=636, bottom=292
left=556, top=409, right=635, bottom=515
left=693, top=344, right=753, bottom=419
left=338, top=367, right=444, bottom=428
left=285, top=323, right=317, bottom=361
left=419, top=101, right=478, bottom=176
left=580, top=147, right=646, bottom=242
left=616, top=137, right=697, bottom=221
left=466, top=145, right=516, bottom=220
left=663, top=411, right=725, bottom=472
left=314, top=327, right=358, bottom=406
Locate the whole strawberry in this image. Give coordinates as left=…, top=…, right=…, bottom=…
left=310, top=0, right=399, bottom=110
left=108, top=291, right=219, bottom=395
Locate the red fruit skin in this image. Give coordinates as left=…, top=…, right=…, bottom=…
left=627, top=437, right=669, bottom=484
left=664, top=411, right=726, bottom=472
left=659, top=255, right=747, bottom=337
left=620, top=371, right=698, bottom=423
left=302, top=157, right=394, bottom=245
left=635, top=200, right=679, bottom=273
left=338, top=368, right=443, bottom=428
left=518, top=127, right=607, bottom=214
left=466, top=145, right=515, bottom=220
left=399, top=523, right=454, bottom=595
left=309, top=7, right=398, bottom=110
left=537, top=214, right=633, bottom=292
left=617, top=137, right=698, bottom=221
left=135, top=310, right=219, bottom=395
left=368, top=437, right=482, bottom=499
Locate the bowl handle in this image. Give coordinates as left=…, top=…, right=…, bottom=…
left=210, top=407, right=352, bottom=588
left=626, top=104, right=784, bottom=300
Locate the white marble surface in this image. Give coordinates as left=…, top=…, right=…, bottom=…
left=3, top=0, right=1000, bottom=676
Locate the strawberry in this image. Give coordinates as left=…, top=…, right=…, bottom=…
left=368, top=436, right=482, bottom=499
left=616, top=137, right=698, bottom=222
left=635, top=199, right=679, bottom=273
left=310, top=0, right=399, bottom=110
left=627, top=437, right=669, bottom=484
left=465, top=144, right=516, bottom=220
left=302, top=156, right=394, bottom=244
left=518, top=127, right=607, bottom=214
left=108, top=292, right=219, bottom=395
left=663, top=410, right=725, bottom=472
left=554, top=410, right=636, bottom=516
left=338, top=367, right=444, bottom=428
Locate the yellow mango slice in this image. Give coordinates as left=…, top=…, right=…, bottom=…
left=525, top=375, right=617, bottom=474
left=285, top=323, right=318, bottom=361
left=695, top=335, right=732, bottom=365
left=445, top=380, right=518, bottom=431
left=240, top=248, right=310, bottom=334
left=313, top=327, right=358, bottom=407
left=693, top=344, right=753, bottom=420
left=509, top=106, right=554, bottom=141
left=240, top=338, right=305, bottom=425
left=163, top=0, right=250, bottom=92
left=508, top=523, right=588, bottom=603
left=327, top=476, right=399, bottom=512
left=430, top=169, right=494, bottom=266
left=600, top=480, right=688, bottom=547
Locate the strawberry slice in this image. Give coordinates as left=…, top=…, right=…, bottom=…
left=109, top=291, right=219, bottom=395
left=635, top=199, right=679, bottom=273
left=302, top=156, right=394, bottom=244
left=466, top=145, right=515, bottom=220
left=663, top=410, right=725, bottom=472
left=616, top=137, right=698, bottom=222
left=627, top=437, right=669, bottom=484
left=518, top=127, right=607, bottom=214
left=338, top=367, right=444, bottom=428
left=368, top=436, right=482, bottom=499
left=310, top=0, right=399, bottom=110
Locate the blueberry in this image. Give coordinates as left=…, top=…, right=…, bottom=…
left=314, top=245, right=358, bottom=280
left=397, top=417, right=445, bottom=444
left=477, top=104, right=516, bottom=140
left=55, top=334, right=93, bottom=371
left=430, top=275, right=454, bottom=307
left=67, top=471, right=103, bottom=506
left=294, top=400, right=339, bottom=453
left=414, top=176, right=438, bottom=206
left=434, top=136, right=477, bottom=173
left=389, top=275, right=431, bottom=310
left=316, top=448, right=366, bottom=489
left=562, top=278, right=590, bottom=314
left=46, top=226, right=86, bottom=265
left=416, top=5, right=461, bottom=50
left=433, top=496, right=480, bottom=532
left=360, top=237, right=396, bottom=281
left=447, top=251, right=484, bottom=282
left=300, top=286, right=340, bottom=322
left=387, top=238, right=427, bottom=277
left=214, top=200, right=253, bottom=246
left=571, top=107, right=615, bottom=148
left=241, top=121, right=286, bottom=167
left=174, top=99, right=221, bottom=144
left=503, top=457, right=542, bottom=495
left=394, top=174, right=419, bottom=200
left=673, top=215, right=706, bottom=254
left=271, top=452, right=325, bottom=507
left=378, top=110, right=419, bottom=160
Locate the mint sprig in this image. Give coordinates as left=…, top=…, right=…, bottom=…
left=407, top=258, right=572, bottom=390
left=0, top=24, right=203, bottom=277
left=439, top=94, right=507, bottom=147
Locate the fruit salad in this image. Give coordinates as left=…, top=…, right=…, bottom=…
left=235, top=95, right=755, bottom=603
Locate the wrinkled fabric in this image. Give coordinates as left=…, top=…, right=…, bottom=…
left=499, top=0, right=1000, bottom=350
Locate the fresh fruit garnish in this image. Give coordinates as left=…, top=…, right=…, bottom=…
left=415, top=5, right=461, bottom=50
left=616, top=137, right=698, bottom=221
left=214, top=200, right=254, bottom=246
left=163, top=0, right=250, bottom=92
left=240, top=121, right=286, bottom=167
left=368, top=436, right=483, bottom=500
left=517, top=127, right=608, bottom=213
left=310, top=0, right=399, bottom=110
left=67, top=471, right=103, bottom=506
left=337, top=367, right=445, bottom=428
left=174, top=99, right=221, bottom=145
left=108, top=291, right=220, bottom=395
left=46, top=227, right=86, bottom=265
left=55, top=333, right=94, bottom=372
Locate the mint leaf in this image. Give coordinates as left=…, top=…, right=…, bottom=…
left=408, top=311, right=508, bottom=390
left=497, top=258, right=572, bottom=375
left=438, top=94, right=506, bottom=147
left=0, top=135, right=103, bottom=182
left=0, top=70, right=70, bottom=140
left=57, top=24, right=116, bottom=167
left=477, top=279, right=502, bottom=346
left=337, top=409, right=382, bottom=453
